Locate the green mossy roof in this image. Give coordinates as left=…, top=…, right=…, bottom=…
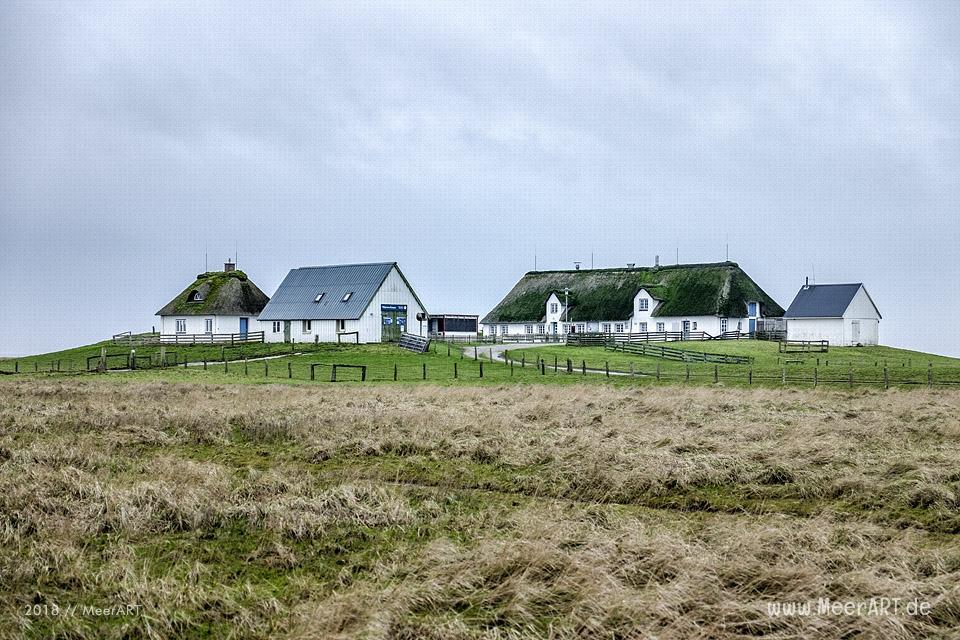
left=156, top=270, right=270, bottom=316
left=481, top=262, right=784, bottom=323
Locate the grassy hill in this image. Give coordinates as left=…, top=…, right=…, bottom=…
left=2, top=379, right=959, bottom=638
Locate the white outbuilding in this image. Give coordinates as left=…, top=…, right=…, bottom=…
left=784, top=282, right=881, bottom=346
left=257, top=262, right=428, bottom=343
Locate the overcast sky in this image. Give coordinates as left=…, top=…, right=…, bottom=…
left=1, top=1, right=958, bottom=356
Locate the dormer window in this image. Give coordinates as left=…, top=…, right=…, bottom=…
left=638, top=298, right=648, bottom=311
left=314, top=293, right=325, bottom=303
left=188, top=290, right=204, bottom=302
left=341, top=292, right=353, bottom=302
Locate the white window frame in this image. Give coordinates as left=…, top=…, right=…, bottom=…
left=272, top=321, right=282, bottom=333
left=576, top=323, right=586, bottom=333
left=525, top=325, right=533, bottom=334
left=204, top=318, right=213, bottom=334
left=720, top=318, right=728, bottom=333
left=615, top=323, right=624, bottom=333
left=562, top=324, right=570, bottom=334
left=639, top=298, right=649, bottom=311
left=601, top=323, right=611, bottom=333
left=175, top=319, right=187, bottom=334
left=550, top=303, right=558, bottom=314
left=500, top=324, right=509, bottom=335
left=537, top=324, right=545, bottom=334
left=302, top=320, right=312, bottom=333
left=490, top=325, right=497, bottom=335
left=640, top=322, right=648, bottom=332
left=656, top=322, right=665, bottom=332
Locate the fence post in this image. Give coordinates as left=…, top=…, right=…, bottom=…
left=656, top=363, right=660, bottom=381
left=748, top=368, right=753, bottom=385
left=554, top=356, right=558, bottom=373
left=781, top=368, right=786, bottom=385
left=814, top=367, right=817, bottom=388
left=928, top=364, right=932, bottom=389
left=629, top=362, right=634, bottom=377
left=244, top=357, right=248, bottom=375
left=521, top=354, right=525, bottom=368
left=510, top=360, right=513, bottom=376
left=480, top=361, right=484, bottom=378
left=489, top=348, right=493, bottom=362
left=160, top=346, right=166, bottom=367
left=474, top=346, right=478, bottom=361
left=848, top=370, right=853, bottom=388
left=394, top=364, right=398, bottom=381
left=57, top=359, right=61, bottom=372
left=221, top=346, right=225, bottom=362
left=454, top=362, right=458, bottom=379
left=447, top=344, right=450, bottom=357
left=311, top=365, right=315, bottom=381
left=264, top=361, right=269, bottom=377
left=224, top=359, right=228, bottom=373
left=422, top=363, right=427, bottom=380
left=713, top=365, right=718, bottom=384
left=331, top=365, right=337, bottom=382
left=130, top=350, right=136, bottom=370
left=605, top=361, right=609, bottom=377
left=686, top=365, right=690, bottom=382
left=14, top=361, right=18, bottom=374
left=883, top=367, right=889, bottom=389
left=288, top=362, right=292, bottom=379
left=203, top=359, right=207, bottom=371
left=581, top=360, right=586, bottom=375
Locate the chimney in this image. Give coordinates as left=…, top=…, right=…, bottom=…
left=655, top=255, right=660, bottom=267
left=804, top=276, right=809, bottom=288
left=224, top=260, right=236, bottom=272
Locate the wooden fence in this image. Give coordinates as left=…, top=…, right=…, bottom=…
left=606, top=340, right=754, bottom=365
left=780, top=340, right=829, bottom=353
left=157, top=331, right=264, bottom=345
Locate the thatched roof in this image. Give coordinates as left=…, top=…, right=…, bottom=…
left=156, top=270, right=270, bottom=316
left=481, top=262, right=784, bottom=323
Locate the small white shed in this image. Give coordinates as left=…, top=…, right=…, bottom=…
left=784, top=283, right=881, bottom=346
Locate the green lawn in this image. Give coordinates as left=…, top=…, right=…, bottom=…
left=502, top=340, right=960, bottom=387
left=6, top=337, right=960, bottom=389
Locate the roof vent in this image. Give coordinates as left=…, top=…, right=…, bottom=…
left=224, top=261, right=236, bottom=272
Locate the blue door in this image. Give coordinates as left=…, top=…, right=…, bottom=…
left=239, top=317, right=248, bottom=336
left=748, top=318, right=756, bottom=334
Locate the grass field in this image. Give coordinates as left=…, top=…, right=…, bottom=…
left=2, top=378, right=959, bottom=638
left=503, top=340, right=960, bottom=387
left=7, top=337, right=960, bottom=390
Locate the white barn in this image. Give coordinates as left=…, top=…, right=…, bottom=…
left=481, top=262, right=783, bottom=338
left=156, top=262, right=270, bottom=339
left=257, top=262, right=428, bottom=343
left=784, top=282, right=881, bottom=346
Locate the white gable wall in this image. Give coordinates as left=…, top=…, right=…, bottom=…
left=787, top=286, right=880, bottom=346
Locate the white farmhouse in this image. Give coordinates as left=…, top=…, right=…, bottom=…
left=156, top=262, right=270, bottom=341
left=481, top=262, right=783, bottom=338
left=784, top=282, right=881, bottom=346
left=258, top=262, right=428, bottom=343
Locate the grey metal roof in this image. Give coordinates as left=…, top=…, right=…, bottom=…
left=258, top=262, right=402, bottom=321
left=784, top=283, right=865, bottom=318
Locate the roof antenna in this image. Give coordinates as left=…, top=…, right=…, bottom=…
left=591, top=252, right=594, bottom=269
left=205, top=251, right=208, bottom=273
left=812, top=264, right=816, bottom=285
left=534, top=248, right=537, bottom=271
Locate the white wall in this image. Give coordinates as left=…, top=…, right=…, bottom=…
left=158, top=314, right=251, bottom=336
left=787, top=318, right=845, bottom=345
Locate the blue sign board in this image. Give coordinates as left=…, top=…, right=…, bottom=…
left=381, top=304, right=407, bottom=313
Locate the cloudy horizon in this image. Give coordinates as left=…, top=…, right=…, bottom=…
left=2, top=1, right=958, bottom=356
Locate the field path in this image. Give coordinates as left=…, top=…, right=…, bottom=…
left=460, top=342, right=643, bottom=377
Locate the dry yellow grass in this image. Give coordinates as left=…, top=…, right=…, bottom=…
left=1, top=378, right=959, bottom=638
